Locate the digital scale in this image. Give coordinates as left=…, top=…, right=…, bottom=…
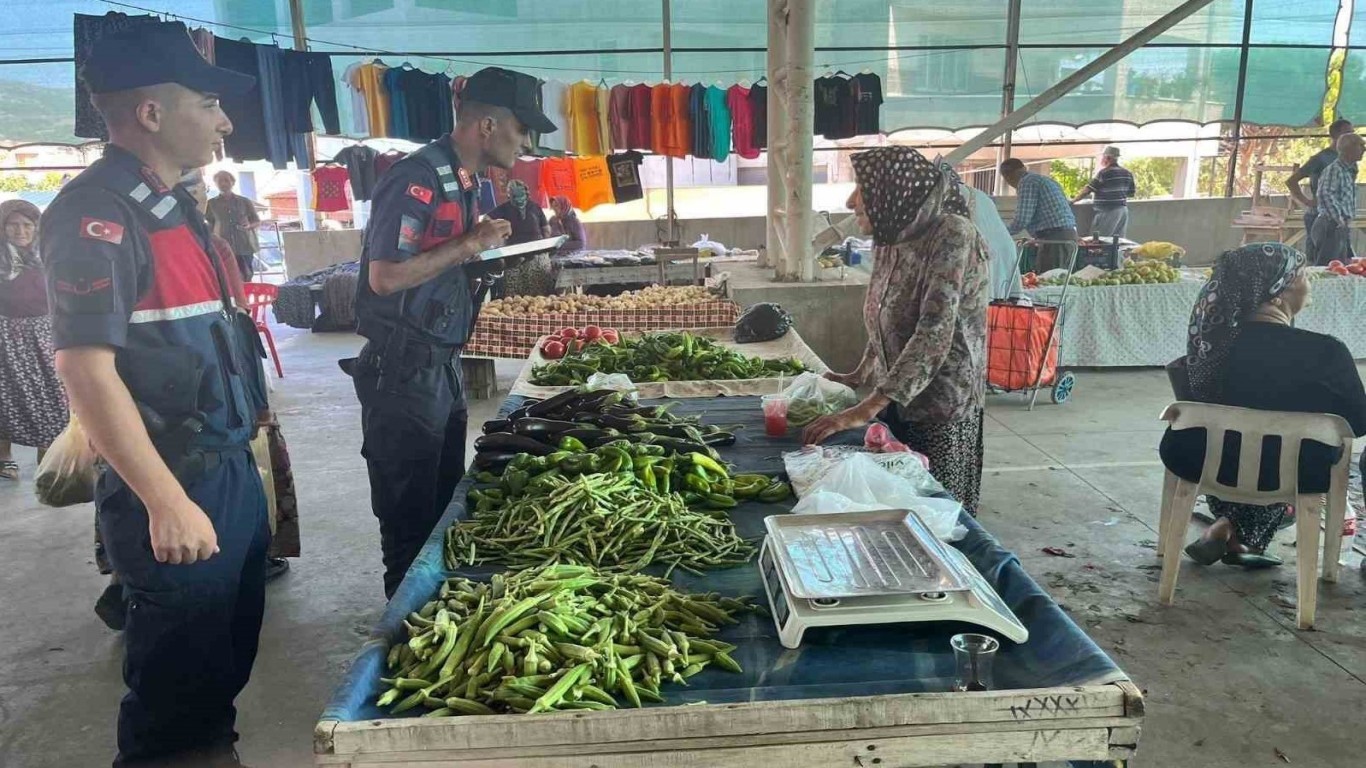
left=758, top=509, right=1029, bottom=648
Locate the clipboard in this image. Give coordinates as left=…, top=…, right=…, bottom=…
left=479, top=235, right=567, bottom=262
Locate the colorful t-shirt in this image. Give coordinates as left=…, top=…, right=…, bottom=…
left=312, top=165, right=351, bottom=212
left=568, top=81, right=604, bottom=156
left=627, top=84, right=653, bottom=150
left=607, top=151, right=645, bottom=203
left=749, top=83, right=768, bottom=149
left=727, top=85, right=759, bottom=160
left=705, top=86, right=732, bottom=162
left=573, top=156, right=615, bottom=212
left=690, top=84, right=711, bottom=160
left=596, top=85, right=613, bottom=153
left=608, top=84, right=631, bottom=150
left=539, top=157, right=578, bottom=207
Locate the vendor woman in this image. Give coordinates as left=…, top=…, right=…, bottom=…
left=803, top=147, right=990, bottom=512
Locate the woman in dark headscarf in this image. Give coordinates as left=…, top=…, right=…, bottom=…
left=488, top=180, right=555, bottom=297
left=803, top=147, right=990, bottom=511
left=1160, top=243, right=1366, bottom=567
left=0, top=199, right=69, bottom=480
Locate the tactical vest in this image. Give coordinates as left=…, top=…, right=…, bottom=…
left=361, top=141, right=482, bottom=348
left=62, top=159, right=259, bottom=450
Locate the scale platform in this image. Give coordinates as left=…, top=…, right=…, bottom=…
left=758, top=509, right=1029, bottom=648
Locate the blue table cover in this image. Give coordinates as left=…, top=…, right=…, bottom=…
left=320, top=395, right=1126, bottom=765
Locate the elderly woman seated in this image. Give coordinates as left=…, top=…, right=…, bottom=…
left=1159, top=243, right=1366, bottom=568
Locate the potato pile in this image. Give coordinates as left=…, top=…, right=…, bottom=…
left=482, top=286, right=717, bottom=318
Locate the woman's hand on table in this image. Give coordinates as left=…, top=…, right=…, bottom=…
left=801, top=393, right=890, bottom=445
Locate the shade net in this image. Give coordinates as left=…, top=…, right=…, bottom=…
left=0, top=1, right=1357, bottom=145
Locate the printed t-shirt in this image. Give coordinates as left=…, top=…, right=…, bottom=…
left=853, top=72, right=883, bottom=136
left=627, top=84, right=653, bottom=150
left=539, top=157, right=579, bottom=208
left=749, top=83, right=768, bottom=149
left=540, top=80, right=568, bottom=152
left=607, top=151, right=645, bottom=203
left=727, top=85, right=759, bottom=160
left=608, top=85, right=631, bottom=150
left=705, top=86, right=732, bottom=162
left=573, top=156, right=615, bottom=212
left=312, top=165, right=351, bottom=212
left=488, top=158, right=549, bottom=208
left=568, top=81, right=604, bottom=156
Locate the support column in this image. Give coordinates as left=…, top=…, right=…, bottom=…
left=662, top=0, right=679, bottom=245
left=780, top=0, right=815, bottom=282
left=1223, top=0, right=1254, bottom=198
left=996, top=0, right=1022, bottom=195
left=764, top=0, right=790, bottom=270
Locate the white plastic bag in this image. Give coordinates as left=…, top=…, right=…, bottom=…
left=788, top=452, right=965, bottom=541
left=583, top=372, right=638, bottom=401
left=34, top=414, right=98, bottom=508
left=781, top=372, right=857, bottom=426
left=690, top=234, right=728, bottom=258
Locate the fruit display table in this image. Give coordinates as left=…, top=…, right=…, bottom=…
left=1024, top=271, right=1366, bottom=367
left=315, top=394, right=1141, bottom=767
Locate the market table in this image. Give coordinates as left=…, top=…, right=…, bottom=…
left=315, top=396, right=1141, bottom=768
left=1025, top=273, right=1366, bottom=367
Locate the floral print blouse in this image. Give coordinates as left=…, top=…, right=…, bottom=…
left=863, top=213, right=988, bottom=423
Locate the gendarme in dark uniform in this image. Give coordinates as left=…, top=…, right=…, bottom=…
left=40, top=23, right=270, bottom=767
left=347, top=67, right=556, bottom=597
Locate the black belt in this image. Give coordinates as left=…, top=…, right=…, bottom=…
left=360, top=336, right=460, bottom=370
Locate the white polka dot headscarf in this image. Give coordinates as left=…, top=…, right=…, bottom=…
left=850, top=146, right=971, bottom=246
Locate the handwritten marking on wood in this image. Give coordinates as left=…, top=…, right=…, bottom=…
left=1010, top=695, right=1083, bottom=720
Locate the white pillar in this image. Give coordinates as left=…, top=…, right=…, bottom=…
left=779, top=0, right=815, bottom=282
left=764, top=0, right=789, bottom=270
left=295, top=170, right=317, bottom=230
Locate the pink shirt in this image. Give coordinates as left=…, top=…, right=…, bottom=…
left=727, top=85, right=760, bottom=160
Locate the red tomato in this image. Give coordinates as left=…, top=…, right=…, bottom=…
left=541, top=340, right=566, bottom=359
left=602, top=329, right=620, bottom=345
left=582, top=325, right=603, bottom=341
left=559, top=327, right=579, bottom=340
left=864, top=423, right=892, bottom=449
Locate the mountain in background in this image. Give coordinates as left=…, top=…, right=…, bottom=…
left=0, top=78, right=79, bottom=145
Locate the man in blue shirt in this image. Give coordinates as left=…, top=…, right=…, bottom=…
left=1288, top=118, right=1354, bottom=243
left=1000, top=158, right=1078, bottom=272
left=1309, top=132, right=1365, bottom=265
left=1072, top=145, right=1136, bottom=239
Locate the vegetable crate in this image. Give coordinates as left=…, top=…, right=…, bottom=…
left=466, top=301, right=741, bottom=359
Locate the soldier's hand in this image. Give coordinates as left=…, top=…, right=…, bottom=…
left=148, top=497, right=220, bottom=565
left=470, top=218, right=512, bottom=254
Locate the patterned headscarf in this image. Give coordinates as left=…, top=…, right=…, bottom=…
left=850, top=146, right=970, bottom=246
left=0, top=199, right=42, bottom=278
left=508, top=179, right=530, bottom=214
left=1186, top=242, right=1305, bottom=401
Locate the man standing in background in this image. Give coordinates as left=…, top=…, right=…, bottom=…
left=1072, top=145, right=1135, bottom=239
left=1309, top=132, right=1365, bottom=265
left=1288, top=117, right=1354, bottom=251
left=999, top=158, right=1078, bottom=273
left=206, top=170, right=261, bottom=281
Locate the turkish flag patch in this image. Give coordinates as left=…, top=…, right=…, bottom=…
left=80, top=218, right=125, bottom=245
left=406, top=184, right=433, bottom=204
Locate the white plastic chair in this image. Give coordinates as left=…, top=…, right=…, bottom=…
left=1157, top=402, right=1352, bottom=630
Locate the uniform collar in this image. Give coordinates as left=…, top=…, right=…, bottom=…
left=433, top=134, right=478, bottom=192
left=102, top=144, right=173, bottom=194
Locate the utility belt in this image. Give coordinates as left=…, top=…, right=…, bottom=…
left=345, top=324, right=463, bottom=394
left=133, top=400, right=247, bottom=485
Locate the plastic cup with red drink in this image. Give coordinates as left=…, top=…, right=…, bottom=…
left=761, top=394, right=789, bottom=437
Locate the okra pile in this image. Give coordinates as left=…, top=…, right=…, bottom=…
left=447, top=470, right=760, bottom=574
left=376, top=564, right=757, bottom=717
left=530, top=331, right=807, bottom=386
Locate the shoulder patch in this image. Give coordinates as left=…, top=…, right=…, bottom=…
left=407, top=184, right=433, bottom=204
left=80, top=217, right=125, bottom=245
left=397, top=214, right=423, bottom=252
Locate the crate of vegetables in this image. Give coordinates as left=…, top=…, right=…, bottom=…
left=509, top=327, right=827, bottom=400
left=466, top=286, right=741, bottom=359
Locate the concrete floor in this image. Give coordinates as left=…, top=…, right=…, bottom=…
left=0, top=327, right=1362, bottom=768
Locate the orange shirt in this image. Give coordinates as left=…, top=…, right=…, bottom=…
left=358, top=62, right=390, bottom=138
left=539, top=157, right=579, bottom=208
left=650, top=84, right=671, bottom=156
left=669, top=83, right=693, bottom=158
left=573, top=156, right=615, bottom=212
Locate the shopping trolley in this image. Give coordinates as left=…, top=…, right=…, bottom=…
left=986, top=238, right=1079, bottom=410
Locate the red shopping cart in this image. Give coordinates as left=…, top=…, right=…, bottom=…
left=986, top=239, right=1079, bottom=410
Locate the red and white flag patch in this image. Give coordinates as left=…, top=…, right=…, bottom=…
left=80, top=218, right=125, bottom=245
left=406, top=184, right=433, bottom=204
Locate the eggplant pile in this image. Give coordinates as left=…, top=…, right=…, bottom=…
left=471, top=389, right=735, bottom=474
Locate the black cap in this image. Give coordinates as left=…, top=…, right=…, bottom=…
left=82, top=21, right=255, bottom=97
left=460, top=67, right=557, bottom=134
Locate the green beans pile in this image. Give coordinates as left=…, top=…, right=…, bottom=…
left=530, top=330, right=808, bottom=386
left=375, top=564, right=756, bottom=717
left=446, top=472, right=755, bottom=574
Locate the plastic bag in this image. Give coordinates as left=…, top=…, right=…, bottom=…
left=34, top=414, right=98, bottom=508
left=583, top=372, right=638, bottom=401
left=734, top=302, right=793, bottom=343
left=788, top=452, right=964, bottom=541
left=782, top=372, right=857, bottom=426
left=690, top=234, right=727, bottom=258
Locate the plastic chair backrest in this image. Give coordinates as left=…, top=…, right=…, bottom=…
left=243, top=282, right=278, bottom=323
left=1160, top=401, right=1353, bottom=505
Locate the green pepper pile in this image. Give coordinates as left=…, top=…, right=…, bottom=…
left=376, top=564, right=757, bottom=717
left=529, top=331, right=808, bottom=386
